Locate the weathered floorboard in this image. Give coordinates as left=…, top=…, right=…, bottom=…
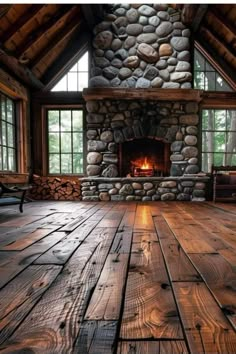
left=117, top=340, right=188, bottom=353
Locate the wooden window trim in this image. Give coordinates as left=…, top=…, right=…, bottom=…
left=41, top=104, right=86, bottom=177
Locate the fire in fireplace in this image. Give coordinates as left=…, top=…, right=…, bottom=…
left=119, top=139, right=170, bottom=177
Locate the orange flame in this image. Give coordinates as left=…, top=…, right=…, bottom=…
left=141, top=157, right=151, bottom=170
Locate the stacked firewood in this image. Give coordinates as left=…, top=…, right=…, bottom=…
left=29, top=176, right=81, bottom=200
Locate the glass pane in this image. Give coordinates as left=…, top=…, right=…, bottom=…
left=61, top=154, right=72, bottom=173
left=61, top=132, right=71, bottom=152
left=48, top=111, right=60, bottom=131
left=49, top=154, right=60, bottom=174
left=6, top=99, right=13, bottom=123
left=232, top=154, right=236, bottom=165
left=204, top=131, right=214, bottom=152
left=49, top=132, right=60, bottom=153
left=194, top=49, right=205, bottom=71
left=51, top=76, right=67, bottom=91
left=70, top=63, right=78, bottom=72
left=226, top=132, right=236, bottom=153
left=78, top=72, right=88, bottom=91
left=205, top=61, right=214, bottom=71
left=205, top=72, right=215, bottom=90
left=214, top=110, right=226, bottom=131
left=1, top=95, right=6, bottom=120
left=2, top=121, right=6, bottom=145
left=73, top=133, right=83, bottom=152
left=214, top=132, right=225, bottom=152
left=202, top=153, right=212, bottom=173
left=78, top=52, right=88, bottom=71
left=226, top=110, right=236, bottom=130
left=73, top=154, right=83, bottom=173
left=214, top=153, right=224, bottom=166
left=68, top=72, right=78, bottom=91
left=216, top=75, right=232, bottom=91
left=194, top=72, right=205, bottom=89
left=72, top=110, right=83, bottom=130
left=3, top=146, right=7, bottom=169
left=61, top=111, right=71, bottom=131
left=8, top=148, right=16, bottom=171
left=7, top=124, right=14, bottom=147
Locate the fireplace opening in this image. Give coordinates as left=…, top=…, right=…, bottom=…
left=119, top=139, right=170, bottom=177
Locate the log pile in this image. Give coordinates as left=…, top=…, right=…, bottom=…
left=29, top=176, right=81, bottom=200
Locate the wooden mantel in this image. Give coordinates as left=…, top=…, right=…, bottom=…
left=83, top=88, right=204, bottom=102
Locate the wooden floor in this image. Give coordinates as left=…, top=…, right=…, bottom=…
left=0, top=200, right=236, bottom=354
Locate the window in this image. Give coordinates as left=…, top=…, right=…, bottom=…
left=194, top=48, right=232, bottom=91
left=51, top=52, right=88, bottom=92
left=202, top=109, right=236, bottom=173
left=47, top=109, right=84, bottom=174
left=0, top=93, right=16, bottom=171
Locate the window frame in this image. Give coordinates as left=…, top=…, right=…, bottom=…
left=42, top=104, right=86, bottom=176
left=0, top=92, right=18, bottom=172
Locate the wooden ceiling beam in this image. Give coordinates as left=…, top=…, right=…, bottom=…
left=0, top=5, right=45, bottom=44
left=16, top=5, right=75, bottom=58
left=209, top=8, right=236, bottom=37
left=30, top=13, right=80, bottom=69
left=0, top=48, right=44, bottom=89
left=181, top=4, right=208, bottom=32
left=195, top=40, right=236, bottom=91
left=41, top=27, right=91, bottom=89
left=0, top=5, right=11, bottom=19
left=200, top=26, right=236, bottom=60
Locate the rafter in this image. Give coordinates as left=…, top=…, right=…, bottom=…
left=0, top=4, right=11, bottom=19
left=0, top=5, right=45, bottom=44
left=30, top=12, right=80, bottom=70
left=0, top=48, right=44, bottom=89
left=209, top=8, right=236, bottom=38
left=16, top=5, right=76, bottom=58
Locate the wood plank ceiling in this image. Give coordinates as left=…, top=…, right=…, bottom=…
left=0, top=4, right=235, bottom=91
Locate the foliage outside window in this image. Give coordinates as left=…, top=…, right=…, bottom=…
left=194, top=48, right=232, bottom=91
left=0, top=93, right=16, bottom=171
left=48, top=109, right=83, bottom=174
left=51, top=52, right=88, bottom=92
left=202, top=109, right=236, bottom=173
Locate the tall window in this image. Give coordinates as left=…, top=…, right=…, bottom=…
left=194, top=48, right=232, bottom=91
left=51, top=52, right=88, bottom=92
left=0, top=93, right=16, bottom=171
left=202, top=109, right=236, bottom=173
left=48, top=109, right=83, bottom=174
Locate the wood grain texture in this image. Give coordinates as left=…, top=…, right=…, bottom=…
left=85, top=254, right=129, bottom=320
left=0, top=231, right=66, bottom=288
left=121, top=241, right=183, bottom=339
left=110, top=229, right=133, bottom=254
left=173, top=282, right=236, bottom=353
left=190, top=253, right=236, bottom=328
left=0, top=228, right=116, bottom=353
left=0, top=264, right=61, bottom=345
left=117, top=340, right=188, bottom=353
left=74, top=321, right=117, bottom=354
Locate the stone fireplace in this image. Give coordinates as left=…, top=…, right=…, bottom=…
left=81, top=88, right=209, bottom=202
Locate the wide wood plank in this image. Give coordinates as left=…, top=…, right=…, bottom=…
left=117, top=340, right=188, bottom=353
left=0, top=231, right=66, bottom=288
left=0, top=228, right=117, bottom=353
left=154, top=215, right=200, bottom=281
left=74, top=321, right=117, bottom=354
left=85, top=253, right=129, bottom=320
left=110, top=229, right=133, bottom=254
left=190, top=253, right=236, bottom=328
left=120, top=239, right=183, bottom=339
left=173, top=282, right=236, bottom=353
left=0, top=265, right=61, bottom=345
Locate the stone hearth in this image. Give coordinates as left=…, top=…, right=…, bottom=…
left=81, top=89, right=209, bottom=202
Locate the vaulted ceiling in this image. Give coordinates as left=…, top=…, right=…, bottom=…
left=0, top=4, right=235, bottom=91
